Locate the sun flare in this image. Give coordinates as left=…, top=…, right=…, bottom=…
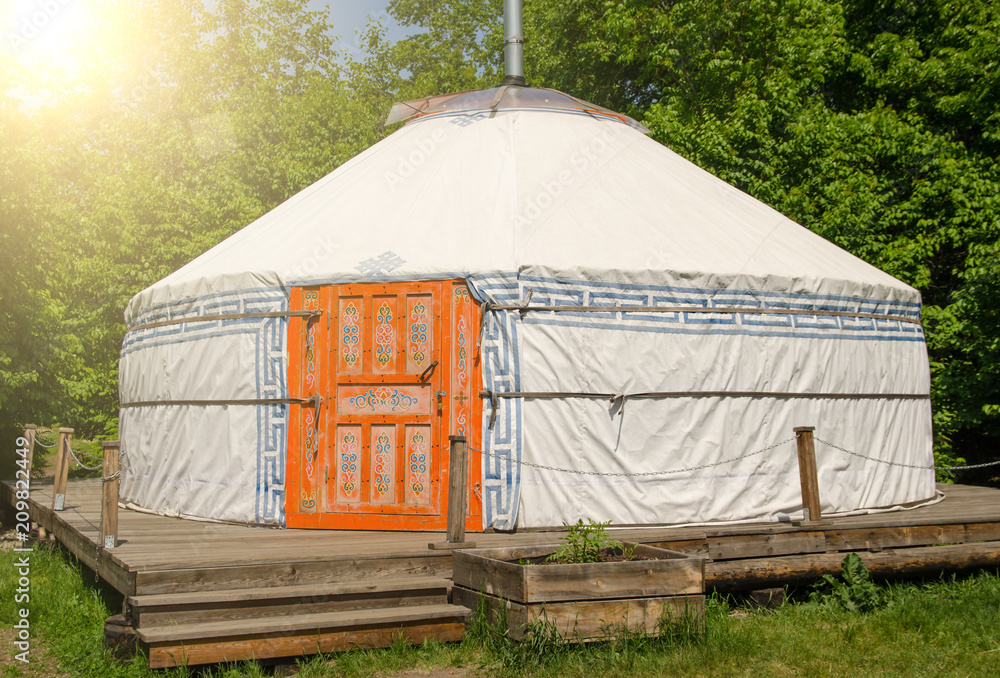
left=3, top=1, right=93, bottom=81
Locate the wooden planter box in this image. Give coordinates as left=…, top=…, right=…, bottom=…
left=451, top=542, right=705, bottom=641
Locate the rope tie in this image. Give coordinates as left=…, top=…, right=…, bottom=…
left=488, top=391, right=499, bottom=428
left=476, top=299, right=496, bottom=349
left=518, top=288, right=534, bottom=318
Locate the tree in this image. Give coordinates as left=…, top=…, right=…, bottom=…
left=384, top=0, right=1000, bottom=473
left=0, top=44, right=79, bottom=466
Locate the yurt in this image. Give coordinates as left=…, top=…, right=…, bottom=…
left=117, top=6, right=934, bottom=532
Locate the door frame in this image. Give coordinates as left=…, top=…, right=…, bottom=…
left=285, top=280, right=482, bottom=531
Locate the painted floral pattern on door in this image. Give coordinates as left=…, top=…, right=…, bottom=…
left=335, top=426, right=361, bottom=504
left=373, top=297, right=396, bottom=373
left=371, top=425, right=396, bottom=504
left=340, top=299, right=361, bottom=373
left=405, top=425, right=431, bottom=506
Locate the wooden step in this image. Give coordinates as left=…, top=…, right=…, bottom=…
left=133, top=553, right=453, bottom=595
left=141, top=603, right=470, bottom=669
left=127, top=576, right=450, bottom=626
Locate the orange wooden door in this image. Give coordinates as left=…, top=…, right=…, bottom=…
left=287, top=280, right=481, bottom=530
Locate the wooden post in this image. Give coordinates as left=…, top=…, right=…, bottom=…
left=22, top=424, right=36, bottom=475
left=794, top=426, right=822, bottom=523
left=447, top=435, right=469, bottom=544
left=101, top=441, right=120, bottom=549
left=429, top=435, right=476, bottom=550
left=52, top=428, right=73, bottom=512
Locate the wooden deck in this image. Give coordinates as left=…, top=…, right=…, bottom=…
left=6, top=479, right=1000, bottom=668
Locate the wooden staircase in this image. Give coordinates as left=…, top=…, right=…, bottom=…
left=118, top=559, right=470, bottom=668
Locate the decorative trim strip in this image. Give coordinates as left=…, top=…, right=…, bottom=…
left=467, top=273, right=522, bottom=532
left=485, top=304, right=921, bottom=325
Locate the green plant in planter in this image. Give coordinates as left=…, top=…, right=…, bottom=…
left=546, top=518, right=623, bottom=564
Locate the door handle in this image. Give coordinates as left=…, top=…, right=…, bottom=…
left=419, top=360, right=439, bottom=382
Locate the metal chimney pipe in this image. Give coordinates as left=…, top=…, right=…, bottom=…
left=501, top=0, right=526, bottom=86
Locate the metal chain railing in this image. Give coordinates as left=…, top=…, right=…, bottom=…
left=469, top=435, right=999, bottom=477
left=816, top=436, right=1000, bottom=472
left=31, top=435, right=59, bottom=449
left=64, top=439, right=104, bottom=471
left=470, top=436, right=796, bottom=477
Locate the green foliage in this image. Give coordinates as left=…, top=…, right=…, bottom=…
left=465, top=595, right=570, bottom=673
left=547, top=518, right=623, bottom=564
left=809, top=553, right=885, bottom=613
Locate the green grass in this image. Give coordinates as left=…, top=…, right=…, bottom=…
left=1, top=543, right=998, bottom=677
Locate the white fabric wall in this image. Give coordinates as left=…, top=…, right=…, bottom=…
left=472, top=275, right=935, bottom=530
left=118, top=289, right=289, bottom=524
left=516, top=394, right=933, bottom=528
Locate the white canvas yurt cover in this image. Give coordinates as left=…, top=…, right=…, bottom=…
left=119, top=87, right=934, bottom=531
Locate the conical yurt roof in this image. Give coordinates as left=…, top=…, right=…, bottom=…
left=127, top=86, right=918, bottom=321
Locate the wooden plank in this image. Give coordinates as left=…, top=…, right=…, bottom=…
left=646, top=537, right=709, bottom=558
left=452, top=549, right=525, bottom=601
left=134, top=555, right=453, bottom=595
left=146, top=620, right=465, bottom=669
left=701, top=532, right=827, bottom=560
left=456, top=543, right=703, bottom=604
left=708, top=541, right=1000, bottom=591
left=133, top=587, right=447, bottom=627
left=137, top=603, right=468, bottom=643
left=453, top=587, right=704, bottom=641
left=825, top=523, right=1000, bottom=552
left=128, top=576, right=449, bottom=608
left=522, top=554, right=703, bottom=603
